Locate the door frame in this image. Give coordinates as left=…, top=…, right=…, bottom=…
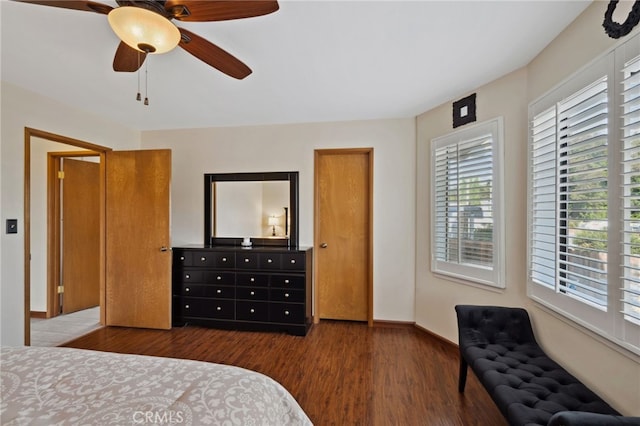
left=47, top=152, right=101, bottom=318
left=313, top=148, right=374, bottom=327
left=24, top=127, right=111, bottom=345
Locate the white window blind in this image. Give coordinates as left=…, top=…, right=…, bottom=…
left=621, top=56, right=640, bottom=325
left=528, top=34, right=640, bottom=354
left=557, top=76, right=609, bottom=308
left=431, top=118, right=504, bottom=288
left=530, top=106, right=558, bottom=290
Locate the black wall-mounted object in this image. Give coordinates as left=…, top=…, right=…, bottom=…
left=453, top=93, right=477, bottom=128
left=603, top=0, right=640, bottom=39
left=6, top=219, right=17, bottom=234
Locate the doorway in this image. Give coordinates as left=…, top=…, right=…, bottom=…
left=314, top=148, right=373, bottom=326
left=24, top=129, right=110, bottom=346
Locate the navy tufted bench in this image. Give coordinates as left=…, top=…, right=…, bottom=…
left=455, top=305, right=640, bottom=426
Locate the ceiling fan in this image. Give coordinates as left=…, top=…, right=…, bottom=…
left=13, top=0, right=279, bottom=79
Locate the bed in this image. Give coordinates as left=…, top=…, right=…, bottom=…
left=1, top=346, right=312, bottom=425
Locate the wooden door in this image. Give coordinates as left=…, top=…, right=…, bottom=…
left=61, top=158, right=100, bottom=313
left=315, top=149, right=373, bottom=323
left=105, top=150, right=172, bottom=329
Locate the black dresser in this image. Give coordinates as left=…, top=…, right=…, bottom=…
left=172, top=246, right=312, bottom=336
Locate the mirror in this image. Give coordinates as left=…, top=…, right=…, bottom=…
left=204, top=172, right=299, bottom=247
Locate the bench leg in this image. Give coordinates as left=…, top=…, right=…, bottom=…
left=458, top=356, right=468, bottom=393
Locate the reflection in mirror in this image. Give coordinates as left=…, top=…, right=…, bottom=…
left=214, top=181, right=290, bottom=238
left=204, top=172, right=299, bottom=247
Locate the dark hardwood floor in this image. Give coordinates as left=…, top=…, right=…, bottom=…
left=63, top=321, right=506, bottom=426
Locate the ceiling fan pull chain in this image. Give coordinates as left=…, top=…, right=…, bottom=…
left=136, top=51, right=141, bottom=102
left=144, top=58, right=149, bottom=106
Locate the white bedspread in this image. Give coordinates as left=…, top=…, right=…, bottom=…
left=1, top=346, right=312, bottom=426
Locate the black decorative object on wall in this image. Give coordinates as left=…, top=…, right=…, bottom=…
left=453, top=93, right=476, bottom=128
left=603, top=0, right=640, bottom=39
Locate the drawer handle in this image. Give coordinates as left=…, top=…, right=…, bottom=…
left=222, top=257, right=227, bottom=262
left=217, top=276, right=222, bottom=280
left=250, top=308, right=255, bottom=313
left=217, top=289, right=222, bottom=294
left=284, top=310, right=290, bottom=316
left=185, top=304, right=190, bottom=309
left=201, top=257, right=206, bottom=262
left=284, top=279, right=290, bottom=284
left=185, top=287, right=190, bottom=292
left=244, top=258, right=250, bottom=263
left=250, top=291, right=255, bottom=296
left=185, top=274, right=190, bottom=279
left=285, top=293, right=290, bottom=298
left=268, top=259, right=273, bottom=263
left=180, top=256, right=185, bottom=261
left=217, top=306, right=222, bottom=311
left=290, top=259, right=296, bottom=264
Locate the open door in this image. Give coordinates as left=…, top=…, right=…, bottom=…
left=61, top=158, right=100, bottom=314
left=105, top=149, right=172, bottom=329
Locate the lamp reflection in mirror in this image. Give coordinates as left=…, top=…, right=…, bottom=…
left=268, top=215, right=278, bottom=236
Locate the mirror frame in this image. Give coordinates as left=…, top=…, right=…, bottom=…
left=204, top=171, right=299, bottom=247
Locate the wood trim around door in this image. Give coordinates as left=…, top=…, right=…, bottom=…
left=24, top=127, right=111, bottom=345
left=313, top=148, right=374, bottom=327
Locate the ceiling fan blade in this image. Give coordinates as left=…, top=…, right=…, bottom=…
left=12, top=0, right=113, bottom=14
left=166, top=1, right=278, bottom=22
left=113, top=42, right=147, bottom=72
left=178, top=28, right=251, bottom=79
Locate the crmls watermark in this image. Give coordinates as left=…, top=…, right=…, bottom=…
left=132, top=410, right=185, bottom=424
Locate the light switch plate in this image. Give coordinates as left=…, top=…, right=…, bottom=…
left=6, top=219, right=17, bottom=234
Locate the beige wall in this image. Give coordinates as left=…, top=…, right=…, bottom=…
left=141, top=119, right=417, bottom=322
left=416, top=67, right=529, bottom=333
left=415, top=3, right=640, bottom=415
left=0, top=82, right=140, bottom=346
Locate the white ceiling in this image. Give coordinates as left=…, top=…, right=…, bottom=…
left=1, top=0, right=592, bottom=131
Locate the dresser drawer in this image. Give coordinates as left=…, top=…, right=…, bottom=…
left=270, top=274, right=305, bottom=289
left=236, top=273, right=268, bottom=287
left=203, top=285, right=235, bottom=299
left=179, top=297, right=235, bottom=320
left=179, top=284, right=206, bottom=297
left=180, top=284, right=235, bottom=299
left=237, top=252, right=259, bottom=269
left=236, top=287, right=268, bottom=300
left=180, top=270, right=204, bottom=284
left=269, top=303, right=305, bottom=324
left=281, top=253, right=305, bottom=271
left=174, top=251, right=193, bottom=267
left=193, top=251, right=235, bottom=268
left=270, top=289, right=304, bottom=303
left=236, top=301, right=269, bottom=321
left=259, top=253, right=281, bottom=270
left=203, top=271, right=235, bottom=286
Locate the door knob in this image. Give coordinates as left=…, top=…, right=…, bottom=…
left=160, top=246, right=170, bottom=252
left=320, top=243, right=328, bottom=248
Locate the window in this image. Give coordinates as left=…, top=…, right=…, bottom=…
left=528, top=35, right=640, bottom=354
left=431, top=117, right=504, bottom=288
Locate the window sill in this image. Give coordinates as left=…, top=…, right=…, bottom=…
left=530, top=296, right=640, bottom=362
left=432, top=270, right=505, bottom=293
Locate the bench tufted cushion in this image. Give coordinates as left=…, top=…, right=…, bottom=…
left=455, top=305, right=621, bottom=426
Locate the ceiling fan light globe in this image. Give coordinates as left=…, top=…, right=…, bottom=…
left=107, top=7, right=180, bottom=54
